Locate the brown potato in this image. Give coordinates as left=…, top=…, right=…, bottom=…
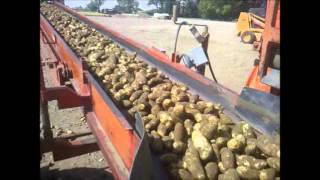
left=218, top=168, right=240, bottom=180
left=257, top=135, right=280, bottom=158
left=184, top=143, right=206, bottom=179
left=236, top=155, right=267, bottom=170
left=259, top=168, right=276, bottom=180
left=205, top=162, right=219, bottom=180
left=266, top=157, right=280, bottom=172
left=220, top=147, right=235, bottom=170
left=192, top=130, right=214, bottom=161
left=236, top=166, right=260, bottom=180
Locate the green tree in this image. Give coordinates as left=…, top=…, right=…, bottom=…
left=117, top=0, right=140, bottom=13
left=86, top=0, right=106, bottom=12
left=198, top=0, right=244, bottom=19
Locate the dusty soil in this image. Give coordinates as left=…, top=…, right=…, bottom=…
left=40, top=65, right=114, bottom=180
left=82, top=15, right=259, bottom=93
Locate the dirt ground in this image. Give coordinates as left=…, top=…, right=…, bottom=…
left=83, top=15, right=259, bottom=93
left=40, top=65, right=114, bottom=180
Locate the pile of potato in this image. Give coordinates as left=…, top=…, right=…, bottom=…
left=41, top=3, right=280, bottom=180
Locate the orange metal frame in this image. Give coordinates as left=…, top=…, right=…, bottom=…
left=40, top=2, right=246, bottom=179
left=246, top=0, right=280, bottom=94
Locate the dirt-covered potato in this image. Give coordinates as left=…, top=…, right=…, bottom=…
left=216, top=137, right=229, bottom=149
left=184, top=119, right=194, bottom=136
left=184, top=143, right=206, bottom=179
left=218, top=169, right=240, bottom=180
left=219, top=113, right=234, bottom=125
left=211, top=143, right=221, bottom=161
left=145, top=118, right=160, bottom=132
left=151, top=104, right=162, bottom=115
left=192, top=130, right=214, bottom=161
left=149, top=131, right=164, bottom=153
left=199, top=116, right=219, bottom=140
left=257, top=135, right=280, bottom=158
left=235, top=155, right=267, bottom=170
left=266, top=157, right=280, bottom=172
left=160, top=153, right=178, bottom=165
left=178, top=169, right=193, bottom=180
left=205, top=162, right=219, bottom=180
left=227, top=135, right=245, bottom=153
left=220, top=147, right=235, bottom=170
left=162, top=136, right=173, bottom=151
left=236, top=166, right=260, bottom=180
left=162, top=98, right=174, bottom=110
left=259, top=168, right=276, bottom=180
left=172, top=123, right=187, bottom=153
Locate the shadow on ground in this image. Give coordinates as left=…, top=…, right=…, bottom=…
left=41, top=166, right=114, bottom=180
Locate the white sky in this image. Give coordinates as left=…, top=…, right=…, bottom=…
left=64, top=0, right=156, bottom=10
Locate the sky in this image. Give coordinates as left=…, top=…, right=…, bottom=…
left=64, top=0, right=156, bottom=10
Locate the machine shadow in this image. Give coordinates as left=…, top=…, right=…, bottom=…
left=41, top=166, right=115, bottom=180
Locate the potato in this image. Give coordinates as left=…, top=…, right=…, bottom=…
left=185, top=103, right=201, bottom=115
left=244, top=138, right=259, bottom=156
left=266, top=157, right=280, bottom=172
left=150, top=133, right=163, bottom=153
left=142, top=84, right=150, bottom=92
left=211, top=143, right=220, bottom=161
left=160, top=153, right=178, bottom=165
left=218, top=114, right=232, bottom=125
left=173, top=123, right=186, bottom=141
left=172, top=93, right=189, bottom=103
left=227, top=136, right=245, bottom=153
left=184, top=119, right=194, bottom=136
left=218, top=168, right=240, bottom=180
left=162, top=136, right=173, bottom=151
left=148, top=77, right=163, bottom=87
left=158, top=111, right=173, bottom=123
left=236, top=155, right=267, bottom=170
left=192, top=130, right=214, bottom=161
left=172, top=141, right=187, bottom=154
left=188, top=94, right=199, bottom=104
left=205, top=162, right=218, bottom=180
left=192, top=123, right=200, bottom=133
left=184, top=143, right=206, bottom=179
left=155, top=91, right=171, bottom=104
left=162, top=98, right=174, bottom=110
left=199, top=116, right=219, bottom=140
left=257, top=135, right=280, bottom=158
left=259, top=168, right=276, bottom=180
left=129, top=90, right=143, bottom=102
left=178, top=169, right=193, bottom=180
left=172, top=122, right=187, bottom=153
left=145, top=118, right=160, bottom=132
left=134, top=70, right=147, bottom=85
left=217, top=123, right=232, bottom=138
left=157, top=123, right=170, bottom=137
left=236, top=166, right=260, bottom=180
left=241, top=123, right=256, bottom=138
left=216, top=137, right=229, bottom=149
left=151, top=104, right=162, bottom=115
left=220, top=147, right=235, bottom=170
left=121, top=100, right=132, bottom=108
left=231, top=122, right=244, bottom=137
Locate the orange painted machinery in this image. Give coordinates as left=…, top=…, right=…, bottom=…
left=245, top=0, right=280, bottom=95
left=40, top=1, right=279, bottom=179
